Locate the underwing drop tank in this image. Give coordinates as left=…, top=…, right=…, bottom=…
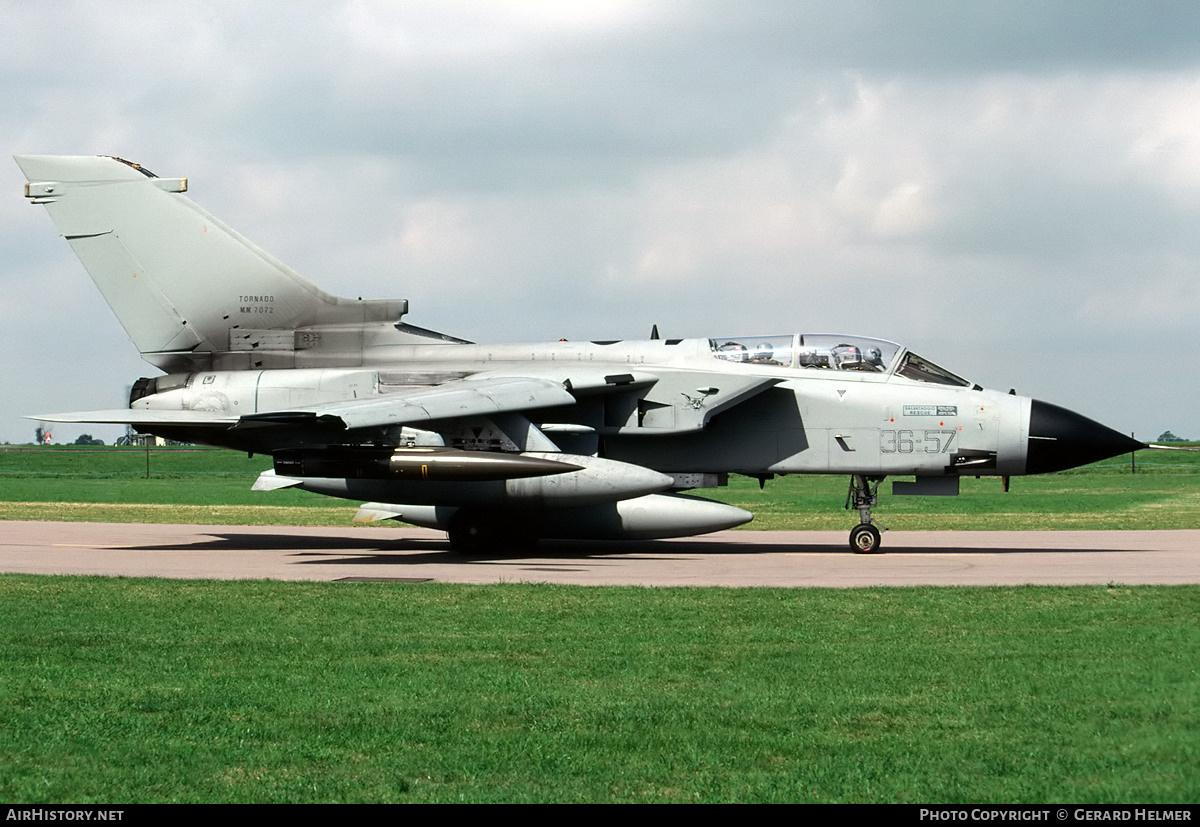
left=353, top=492, right=754, bottom=548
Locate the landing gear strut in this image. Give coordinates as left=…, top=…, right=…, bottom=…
left=845, top=474, right=886, bottom=554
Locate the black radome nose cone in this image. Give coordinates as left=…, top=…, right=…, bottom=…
left=1026, top=400, right=1147, bottom=474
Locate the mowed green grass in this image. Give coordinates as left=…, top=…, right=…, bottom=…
left=1, top=577, right=1196, bottom=804
left=0, top=447, right=345, bottom=525
left=0, top=443, right=1197, bottom=529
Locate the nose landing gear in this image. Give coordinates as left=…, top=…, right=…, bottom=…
left=846, top=474, right=886, bottom=553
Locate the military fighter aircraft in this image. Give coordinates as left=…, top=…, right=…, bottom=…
left=16, top=154, right=1150, bottom=553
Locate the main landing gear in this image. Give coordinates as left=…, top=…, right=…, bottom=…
left=846, top=474, right=886, bottom=554
left=447, top=508, right=536, bottom=556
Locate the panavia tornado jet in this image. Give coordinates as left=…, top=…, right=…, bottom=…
left=16, top=155, right=1150, bottom=553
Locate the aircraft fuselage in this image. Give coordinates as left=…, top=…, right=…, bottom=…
left=130, top=336, right=1047, bottom=482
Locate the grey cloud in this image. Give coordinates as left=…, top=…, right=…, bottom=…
left=3, top=1, right=1199, bottom=443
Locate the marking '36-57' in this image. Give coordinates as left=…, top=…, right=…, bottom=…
left=880, top=429, right=958, bottom=454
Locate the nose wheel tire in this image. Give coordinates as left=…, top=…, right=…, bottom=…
left=849, top=524, right=882, bottom=554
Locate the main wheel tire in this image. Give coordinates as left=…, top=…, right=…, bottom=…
left=447, top=510, right=498, bottom=556
left=849, top=524, right=882, bottom=554
left=447, top=510, right=538, bottom=556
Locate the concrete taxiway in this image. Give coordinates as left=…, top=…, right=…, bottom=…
left=0, top=521, right=1196, bottom=586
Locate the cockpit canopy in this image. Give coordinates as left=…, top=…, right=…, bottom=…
left=711, top=334, right=973, bottom=387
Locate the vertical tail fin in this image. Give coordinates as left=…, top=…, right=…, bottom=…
left=16, top=155, right=437, bottom=371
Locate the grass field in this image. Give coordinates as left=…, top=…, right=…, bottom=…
left=1, top=446, right=1196, bottom=803
left=1, top=443, right=1198, bottom=529
left=1, top=577, right=1196, bottom=803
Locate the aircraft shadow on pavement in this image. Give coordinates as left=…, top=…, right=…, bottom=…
left=120, top=532, right=1137, bottom=564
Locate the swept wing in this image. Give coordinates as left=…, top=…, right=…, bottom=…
left=33, top=375, right=578, bottom=432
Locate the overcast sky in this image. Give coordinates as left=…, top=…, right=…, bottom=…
left=2, top=0, right=1198, bottom=446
